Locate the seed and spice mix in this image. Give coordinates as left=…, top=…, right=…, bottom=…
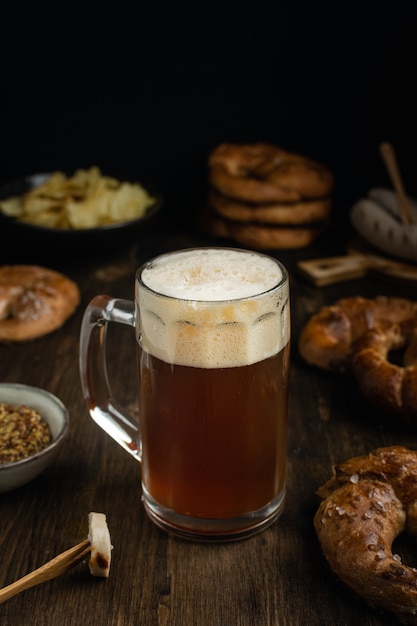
left=0, top=402, right=52, bottom=463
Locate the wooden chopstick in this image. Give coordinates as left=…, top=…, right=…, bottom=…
left=0, top=539, right=91, bottom=604
left=379, top=142, right=417, bottom=227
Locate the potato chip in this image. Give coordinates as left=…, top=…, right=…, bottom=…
left=0, top=167, right=156, bottom=230
left=0, top=196, right=23, bottom=217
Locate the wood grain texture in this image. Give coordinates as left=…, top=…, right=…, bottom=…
left=0, top=215, right=416, bottom=626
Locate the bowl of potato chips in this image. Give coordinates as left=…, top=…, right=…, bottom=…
left=0, top=167, right=162, bottom=258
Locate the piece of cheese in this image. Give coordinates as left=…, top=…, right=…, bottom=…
left=88, top=512, right=112, bottom=577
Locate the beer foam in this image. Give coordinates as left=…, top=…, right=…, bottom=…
left=141, top=249, right=282, bottom=300
left=138, top=249, right=290, bottom=368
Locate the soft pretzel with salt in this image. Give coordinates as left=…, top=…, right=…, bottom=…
left=351, top=320, right=417, bottom=424
left=201, top=205, right=324, bottom=250
left=0, top=265, right=80, bottom=341
left=299, top=296, right=417, bottom=373
left=207, top=189, right=332, bottom=225
left=314, top=446, right=417, bottom=625
left=208, top=142, right=334, bottom=204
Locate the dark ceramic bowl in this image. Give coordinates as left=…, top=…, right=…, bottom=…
left=0, top=172, right=163, bottom=258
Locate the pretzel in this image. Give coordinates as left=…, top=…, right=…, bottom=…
left=0, top=265, right=80, bottom=341
left=351, top=321, right=417, bottom=424
left=298, top=296, right=417, bottom=372
left=201, top=205, right=324, bottom=250
left=208, top=142, right=334, bottom=204
left=314, top=446, right=417, bottom=624
left=207, top=190, right=332, bottom=225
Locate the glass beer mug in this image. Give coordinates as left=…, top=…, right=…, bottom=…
left=79, top=247, right=290, bottom=541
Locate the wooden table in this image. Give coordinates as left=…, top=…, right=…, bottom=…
left=1, top=210, right=416, bottom=626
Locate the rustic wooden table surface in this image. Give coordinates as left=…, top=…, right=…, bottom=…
left=1, top=210, right=416, bottom=626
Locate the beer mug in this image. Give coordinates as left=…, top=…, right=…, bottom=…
left=79, top=247, right=290, bottom=540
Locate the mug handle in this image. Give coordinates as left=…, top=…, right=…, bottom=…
left=79, top=295, right=142, bottom=462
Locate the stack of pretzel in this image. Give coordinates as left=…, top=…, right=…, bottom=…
left=201, top=142, right=334, bottom=250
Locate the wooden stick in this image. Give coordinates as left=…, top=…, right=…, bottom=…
left=379, top=142, right=417, bottom=226
left=0, top=539, right=90, bottom=604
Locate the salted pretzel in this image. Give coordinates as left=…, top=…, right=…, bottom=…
left=208, top=142, right=334, bottom=204
left=0, top=265, right=80, bottom=341
left=207, top=190, right=332, bottom=225
left=351, top=320, right=417, bottom=424
left=314, top=446, right=417, bottom=624
left=201, top=205, right=324, bottom=250
left=298, top=296, right=417, bottom=373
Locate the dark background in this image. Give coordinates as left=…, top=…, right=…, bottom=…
left=1, top=1, right=417, bottom=221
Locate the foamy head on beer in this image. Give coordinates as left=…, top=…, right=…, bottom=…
left=138, top=249, right=289, bottom=368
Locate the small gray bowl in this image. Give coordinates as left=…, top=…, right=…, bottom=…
left=0, top=383, right=69, bottom=493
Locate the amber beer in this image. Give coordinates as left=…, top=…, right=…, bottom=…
left=136, top=248, right=290, bottom=537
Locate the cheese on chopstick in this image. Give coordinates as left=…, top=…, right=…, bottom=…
left=88, top=512, right=113, bottom=578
